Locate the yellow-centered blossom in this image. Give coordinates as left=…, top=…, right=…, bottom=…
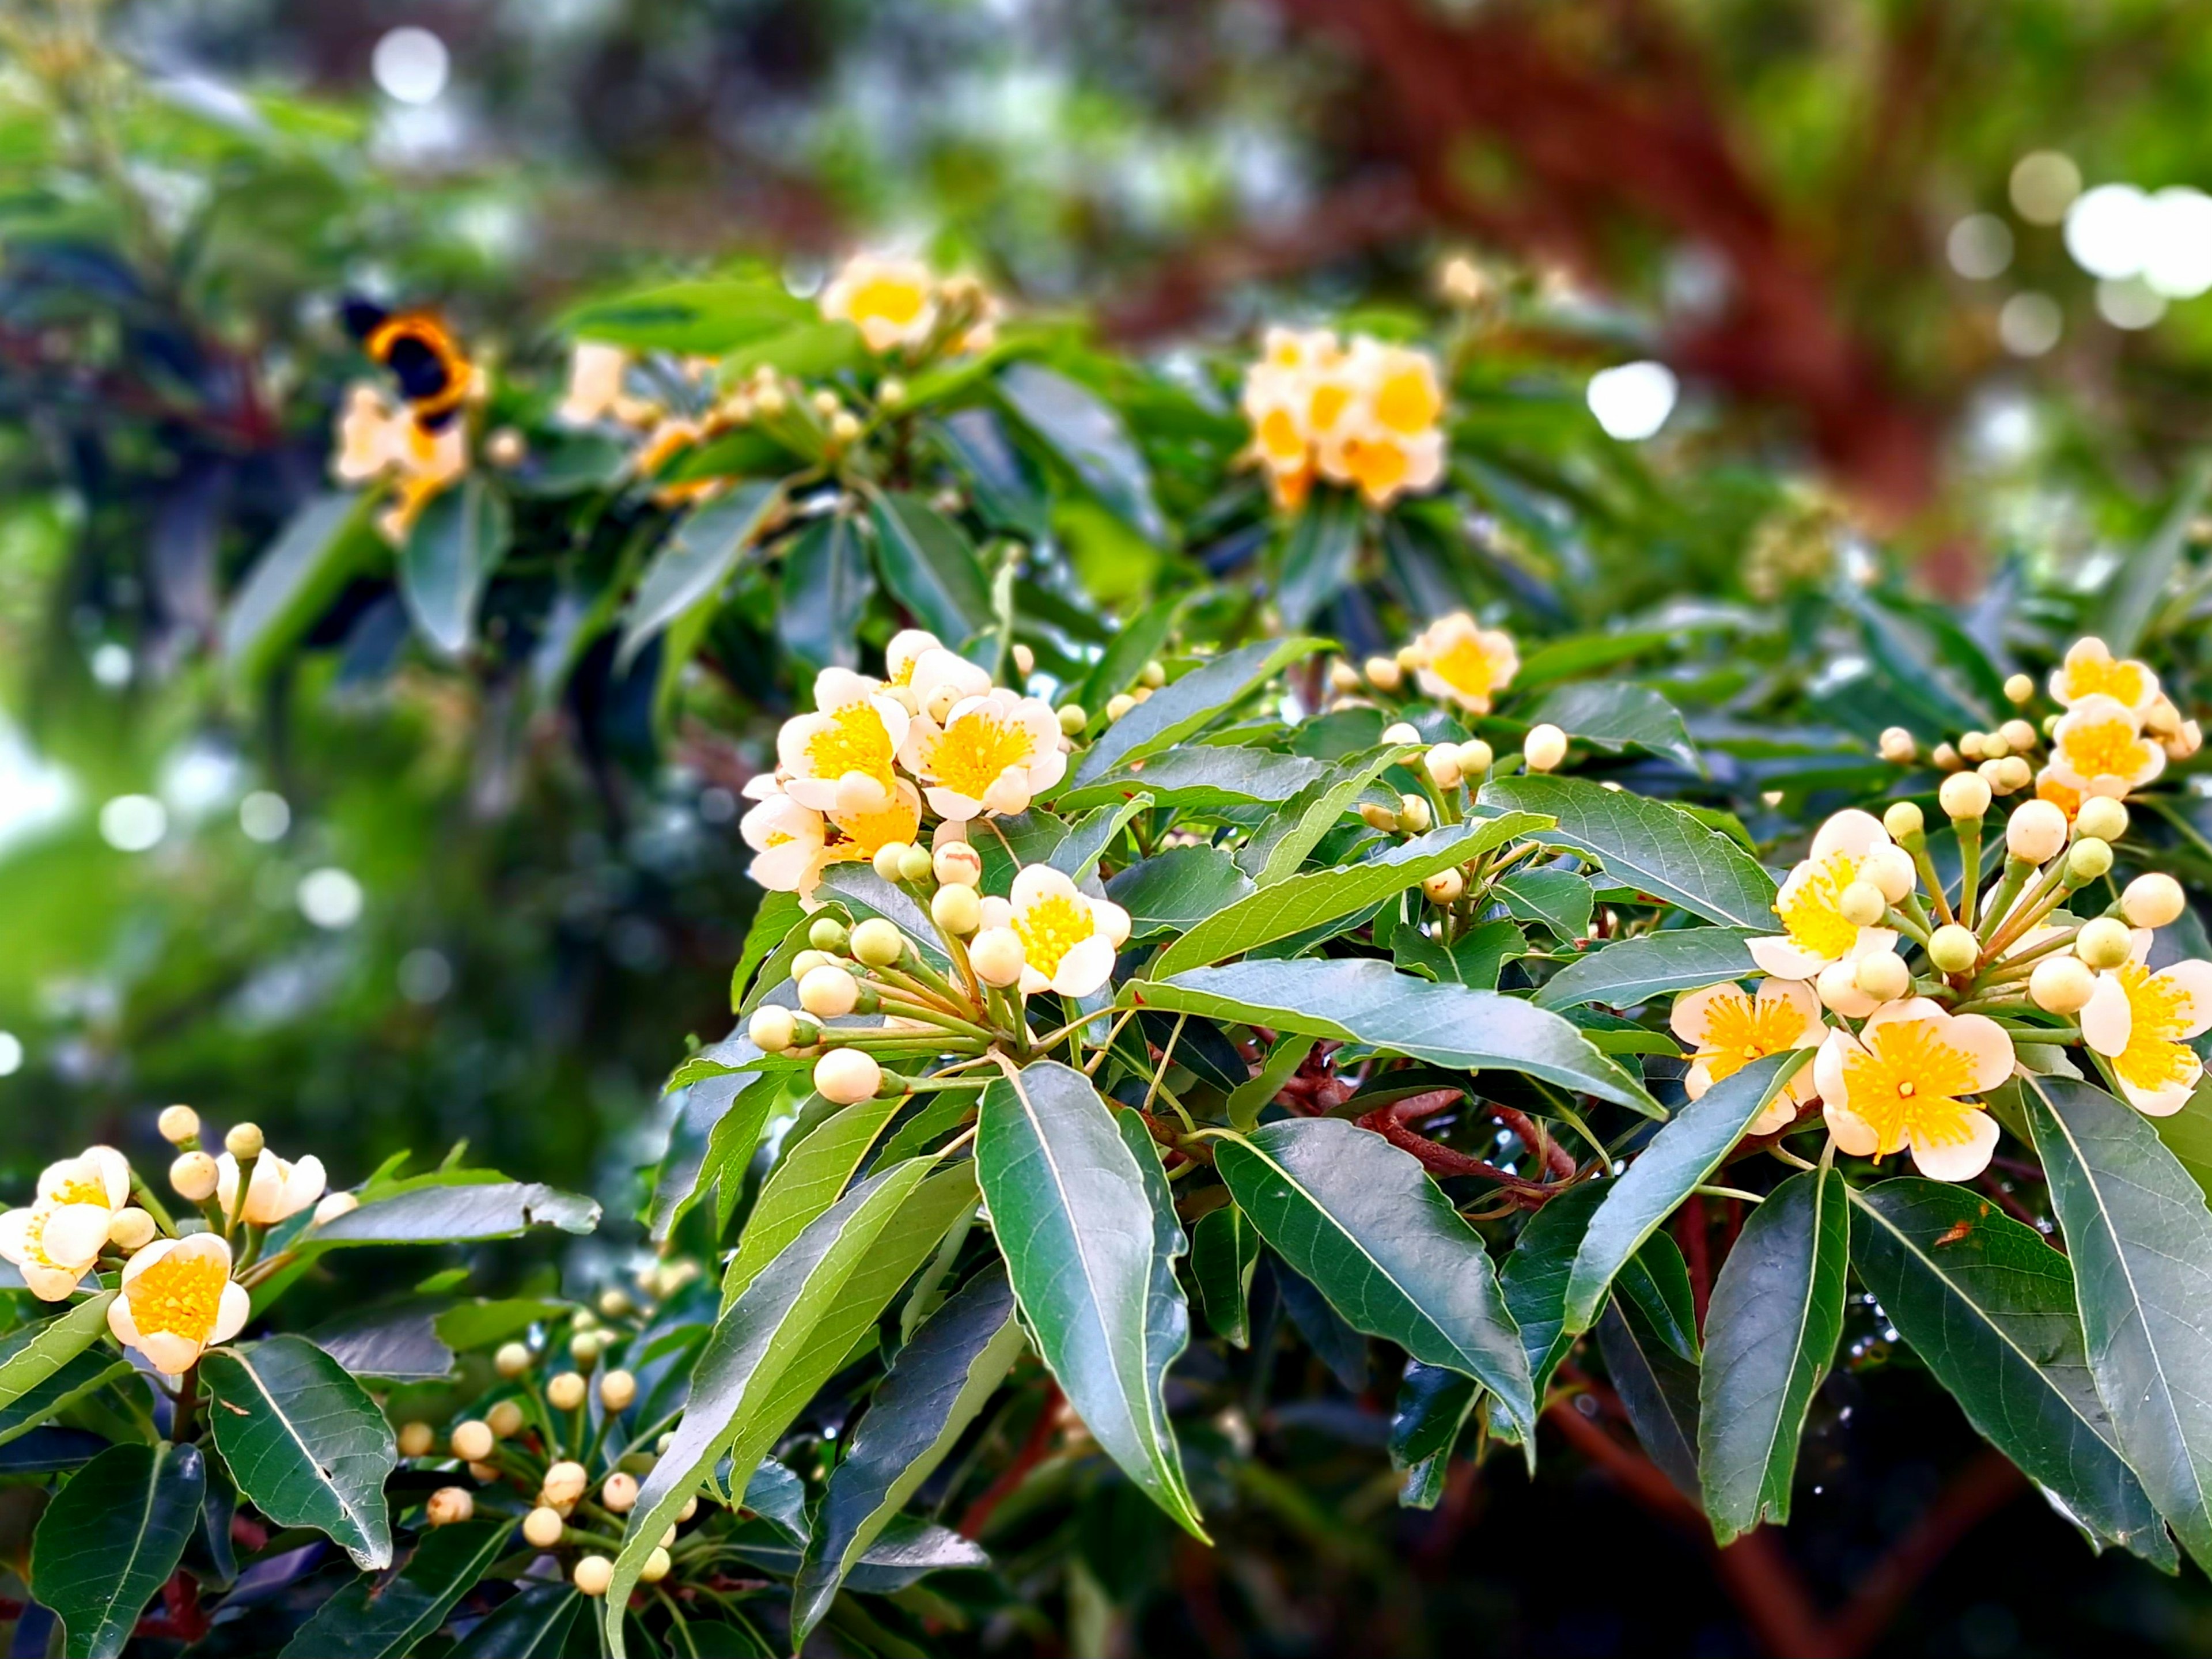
left=332, top=385, right=468, bottom=544
left=2081, top=933, right=2212, bottom=1116
left=2049, top=636, right=2160, bottom=718
left=1669, top=979, right=1824, bottom=1133
left=0, top=1146, right=131, bottom=1301
left=106, top=1232, right=249, bottom=1376
left=899, top=688, right=1067, bottom=821
left=776, top=669, right=913, bottom=818
left=1410, top=613, right=1518, bottom=715
left=1748, top=809, right=1912, bottom=981
left=977, top=866, right=1132, bottom=998
left=2047, top=694, right=2165, bottom=798
left=1814, top=999, right=2013, bottom=1181
left=820, top=255, right=938, bottom=354
left=215, top=1147, right=327, bottom=1225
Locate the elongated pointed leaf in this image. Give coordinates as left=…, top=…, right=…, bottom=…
left=1533, top=929, right=1759, bottom=1010
left=1156, top=812, right=1549, bottom=976
left=1192, top=1203, right=1263, bottom=1346
left=1060, top=745, right=1327, bottom=813
left=1215, top=1118, right=1535, bottom=1437
left=280, top=1518, right=513, bottom=1658
left=312, top=1181, right=600, bottom=1245
left=1237, top=743, right=1425, bottom=884
left=1277, top=488, right=1364, bottom=626
left=780, top=513, right=874, bottom=671
left=1391, top=1361, right=1479, bottom=1509
left=1049, top=795, right=1154, bottom=884
left=0, top=1292, right=117, bottom=1414
left=1108, top=845, right=1257, bottom=933
left=1495, top=869, right=1593, bottom=940
left=1597, top=1295, right=1701, bottom=1501
left=722, top=1093, right=907, bottom=1303
left=2024, top=1075, right=2212, bottom=1571
left=32, top=1441, right=203, bottom=1659
left=1139, top=958, right=1658, bottom=1115
left=793, top=1266, right=1025, bottom=1639
left=607, top=1159, right=977, bottom=1650
left=866, top=489, right=994, bottom=642
left=200, top=1336, right=397, bottom=1570
left=1497, top=1180, right=1611, bottom=1404
left=976, top=1059, right=1205, bottom=1536
left=1073, top=592, right=1182, bottom=714
left=1849, top=1177, right=2172, bottom=1566
left=0, top=1346, right=130, bottom=1449
left=448, top=1581, right=582, bottom=1658
left=1525, top=682, right=1700, bottom=775
left=221, top=492, right=378, bottom=682
left=1070, top=637, right=1322, bottom=789
left=2099, top=457, right=2211, bottom=657
left=400, top=477, right=510, bottom=658
left=1561, top=1052, right=1804, bottom=1334
left=620, top=480, right=782, bottom=667
left=998, top=362, right=1164, bottom=541
left=1697, top=1169, right=1848, bottom=1544
left=1479, top=775, right=1776, bottom=929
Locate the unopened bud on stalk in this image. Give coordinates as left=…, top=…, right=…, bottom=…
left=450, top=1421, right=495, bottom=1462
left=2006, top=800, right=2069, bottom=864
left=851, top=919, right=906, bottom=967
left=2147, top=696, right=2183, bottom=738
left=1524, top=725, right=1567, bottom=773
left=1938, top=772, right=1991, bottom=821
left=1877, top=727, right=1916, bottom=764
left=2123, top=873, right=2187, bottom=930
left=569, top=1330, right=605, bottom=1367
left=641, top=1547, right=673, bottom=1584
left=749, top=1005, right=797, bottom=1053
left=542, top=1461, right=589, bottom=1508
left=2000, top=718, right=2038, bottom=753
left=970, top=928, right=1025, bottom=988
left=170, top=1152, right=218, bottom=1202
left=872, top=842, right=912, bottom=882
left=897, top=844, right=934, bottom=883
left=1838, top=881, right=1888, bottom=928
left=1882, top=801, right=1925, bottom=842
left=799, top=964, right=859, bottom=1018
left=158, top=1105, right=200, bottom=1145
left=225, top=1122, right=264, bottom=1160
left=1959, top=732, right=1987, bottom=760
left=313, top=1191, right=357, bottom=1226
left=1359, top=802, right=1399, bottom=832
left=2004, top=672, right=2035, bottom=704
left=1425, top=745, right=1464, bottom=788
left=1105, top=693, right=1137, bottom=721
left=678, top=1496, right=699, bottom=1521
left=1365, top=656, right=1403, bottom=692
left=487, top=1400, right=525, bottom=1440
left=1815, top=961, right=1865, bottom=1013
left=1422, top=869, right=1464, bottom=905
left=574, top=1556, right=615, bottom=1597
left=523, top=1506, right=565, bottom=1548
left=107, top=1208, right=156, bottom=1251
left=1932, top=743, right=1962, bottom=772
left=1328, top=660, right=1361, bottom=694
left=1929, top=925, right=1980, bottom=975
left=1382, top=721, right=1422, bottom=746
left=931, top=883, right=982, bottom=936
left=1996, top=756, right=2033, bottom=792
left=1397, top=794, right=1433, bottom=834
left=2076, top=917, right=2134, bottom=970
left=1854, top=950, right=1912, bottom=1002
left=816, top=1047, right=885, bottom=1105
left=600, top=1369, right=637, bottom=1412
left=495, top=1342, right=533, bottom=1379
left=934, top=843, right=983, bottom=887
left=1982, top=734, right=2012, bottom=761
left=2030, top=956, right=2097, bottom=1014
left=789, top=949, right=830, bottom=981
left=547, top=1372, right=588, bottom=1411
left=2074, top=796, right=2129, bottom=843
left=808, top=918, right=850, bottom=955
left=397, top=1422, right=434, bottom=1459
left=427, top=1487, right=474, bottom=1527
left=1456, top=739, right=1494, bottom=777
left=2066, top=838, right=2113, bottom=883
left=601, top=1472, right=640, bottom=1513
left=1140, top=660, right=1166, bottom=689
left=596, top=1290, right=631, bottom=1323
left=1057, top=703, right=1088, bottom=736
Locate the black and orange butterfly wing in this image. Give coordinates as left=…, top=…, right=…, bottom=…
left=343, top=298, right=469, bottom=431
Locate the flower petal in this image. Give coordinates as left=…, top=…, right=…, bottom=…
left=1810, top=808, right=1889, bottom=863
left=1748, top=936, right=1830, bottom=980
left=2081, top=974, right=2134, bottom=1056
left=1906, top=1104, right=2000, bottom=1183
left=1942, top=1012, right=2018, bottom=1096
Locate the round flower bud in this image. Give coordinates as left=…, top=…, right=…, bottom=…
left=397, top=1421, right=434, bottom=1459
left=1424, top=745, right=1464, bottom=788
left=810, top=388, right=842, bottom=418
left=1998, top=756, right=2033, bottom=792
left=897, top=843, right=935, bottom=883
left=170, top=1151, right=218, bottom=1202
left=1140, top=660, right=1166, bottom=689
left=1456, top=740, right=1494, bottom=778
left=547, top=1372, right=588, bottom=1411
left=2076, top=916, right=2134, bottom=970
left=678, top=1497, right=698, bottom=1521
left=2004, top=672, right=2035, bottom=705
left=467, top=1460, right=499, bottom=1483
left=816, top=1047, right=885, bottom=1106
left=1105, top=693, right=1137, bottom=721
left=808, top=918, right=850, bottom=955
left=1877, top=726, right=1916, bottom=764
left=931, top=883, right=982, bottom=937
left=1928, top=923, right=1980, bottom=975
left=2029, top=955, right=2097, bottom=1015
left=1381, top=721, right=1422, bottom=746
left=2074, top=796, right=2130, bottom=843
left=1866, top=850, right=1916, bottom=904
left=1422, top=869, right=1465, bottom=905
left=1328, top=659, right=1361, bottom=694
left=487, top=1399, right=526, bottom=1440
left=872, top=842, right=911, bottom=882
left=569, top=1330, right=604, bottom=1366
left=1932, top=743, right=1962, bottom=772
left=450, top=1421, right=495, bottom=1463
left=2006, top=799, right=2069, bottom=865
left=1058, top=704, right=1088, bottom=736
left=2001, top=718, right=2038, bottom=753
left=1364, top=655, right=1403, bottom=692
left=224, top=1122, right=264, bottom=1160
left=1359, top=802, right=1398, bottom=831
left=748, top=1005, right=797, bottom=1054
left=1854, top=950, right=1911, bottom=1002
left=573, top=1309, right=599, bottom=1332
left=313, top=1191, right=358, bottom=1226
left=1982, top=733, right=2012, bottom=761
left=495, top=1342, right=533, bottom=1379
left=106, top=1207, right=156, bottom=1252
left=523, top=1506, right=566, bottom=1548
left=1397, top=793, right=1433, bottom=834
left=600, top=1369, right=638, bottom=1412
left=934, top=843, right=983, bottom=888
left=828, top=410, right=862, bottom=445
left=2123, top=873, right=2187, bottom=930
left=1977, top=758, right=2011, bottom=792
left=574, top=1556, right=615, bottom=1597
left=427, top=1487, right=474, bottom=1528
left=1882, top=800, right=1925, bottom=842
left=1837, top=881, right=1888, bottom=929
left=1524, top=725, right=1568, bottom=773
left=789, top=949, right=830, bottom=982
left=1938, top=771, right=1992, bottom=821
left=1959, top=732, right=1987, bottom=761
left=601, top=1472, right=640, bottom=1513
left=641, top=1546, right=673, bottom=1585
left=2148, top=696, right=2183, bottom=737
left=970, top=927, right=1025, bottom=988
left=2066, top=838, right=2113, bottom=882
left=798, top=964, right=859, bottom=1018
left=1815, top=960, right=1863, bottom=1013
left=660, top=1525, right=678, bottom=1548
left=157, top=1104, right=200, bottom=1145
left=542, top=1461, right=589, bottom=1507
left=851, top=918, right=906, bottom=967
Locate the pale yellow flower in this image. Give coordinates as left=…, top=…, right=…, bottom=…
left=2047, top=694, right=2165, bottom=798
left=106, top=1233, right=249, bottom=1376
left=557, top=342, right=631, bottom=426
left=1814, top=999, right=2012, bottom=1181
left=2081, top=933, right=2212, bottom=1116
left=0, top=1146, right=131, bottom=1301
left=820, top=255, right=938, bottom=354
left=978, top=866, right=1131, bottom=998
left=1748, top=809, right=1912, bottom=981
left=776, top=669, right=913, bottom=817
left=1668, top=979, right=1823, bottom=1134
left=2048, top=636, right=2160, bottom=717
left=899, top=688, right=1067, bottom=820
left=215, top=1148, right=327, bottom=1226
left=1410, top=613, right=1518, bottom=714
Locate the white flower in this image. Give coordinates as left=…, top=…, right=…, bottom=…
left=740, top=793, right=830, bottom=895
left=556, top=342, right=631, bottom=426
left=819, top=255, right=938, bottom=354
left=2047, top=694, right=2165, bottom=797
left=2048, top=636, right=2160, bottom=716
left=2080, top=932, right=2212, bottom=1116
left=1747, top=809, right=1913, bottom=980
left=1813, top=999, right=2013, bottom=1181
left=1668, top=979, right=1824, bottom=1134
left=776, top=669, right=912, bottom=817
left=106, top=1233, right=250, bottom=1375
left=0, top=1146, right=131, bottom=1301
left=908, top=647, right=995, bottom=722
left=900, top=688, right=1067, bottom=821
left=215, top=1149, right=328, bottom=1225
left=983, top=865, right=1131, bottom=998
left=1410, top=613, right=1518, bottom=715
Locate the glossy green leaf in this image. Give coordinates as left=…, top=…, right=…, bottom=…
left=1596, top=1293, right=1701, bottom=1501
left=1059, top=745, right=1326, bottom=813
left=1225, top=1032, right=1315, bottom=1132
left=2099, top=457, right=2210, bottom=657
left=221, top=492, right=378, bottom=683
left=722, top=1092, right=907, bottom=1304
left=1215, top=1118, right=1535, bottom=1437
left=561, top=275, right=811, bottom=353
left=1154, top=812, right=1551, bottom=978
left=0, top=1343, right=129, bottom=1450
left=1106, top=844, right=1256, bottom=934
left=1525, top=682, right=1700, bottom=774
left=779, top=513, right=873, bottom=671
left=1532, top=928, right=1759, bottom=1010
left=1192, top=1202, right=1263, bottom=1346
left=1073, top=592, right=1182, bottom=714
left=400, top=476, right=511, bottom=658
left=1277, top=488, right=1364, bottom=626
left=976, top=1059, right=1205, bottom=1537
left=1613, top=1232, right=1700, bottom=1365
left=33, top=1441, right=204, bottom=1659
left=998, top=362, right=1164, bottom=540
left=793, top=1265, right=1025, bottom=1639
left=1140, top=957, right=1659, bottom=1114
left=1391, top=1361, right=1478, bottom=1509
left=447, top=1582, right=583, bottom=1658
left=200, top=1335, right=397, bottom=1569
left=1069, top=637, right=1323, bottom=790
left=1050, top=794, right=1155, bottom=884
left=1479, top=775, right=1777, bottom=929
left=1560, top=1052, right=1804, bottom=1334
left=1497, top=1179, right=1611, bottom=1403
left=651, top=1062, right=779, bottom=1243
left=619, top=480, right=782, bottom=668
left=312, top=1180, right=600, bottom=1246
left=1237, top=743, right=1425, bottom=884
left=866, top=489, right=994, bottom=642
left=1849, top=1177, right=2173, bottom=1566
left=0, top=1292, right=117, bottom=1416
left=2024, top=1075, right=2212, bottom=1571
left=281, top=1518, right=513, bottom=1659
left=1494, top=868, right=1593, bottom=941
left=1698, top=1168, right=1849, bottom=1544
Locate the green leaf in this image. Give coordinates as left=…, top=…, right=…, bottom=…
left=312, top=1181, right=600, bottom=1246
left=400, top=477, right=511, bottom=658
left=1277, top=488, right=1365, bottom=626
left=1075, top=592, right=1183, bottom=714
left=619, top=480, right=783, bottom=669
left=935, top=408, right=1050, bottom=539
left=812, top=866, right=953, bottom=972
left=779, top=513, right=874, bottom=671
left=1050, top=795, right=1155, bottom=884
left=1849, top=1177, right=2173, bottom=1565
left=1533, top=928, right=1759, bottom=1011
left=200, top=1336, right=397, bottom=1570
left=1215, top=1118, right=1535, bottom=1438
left=1596, top=1291, right=1702, bottom=1501
left=1154, top=812, right=1550, bottom=978
left=561, top=275, right=812, bottom=353
left=998, top=362, right=1164, bottom=541
left=1105, top=845, right=1257, bottom=935
left=1525, top=683, right=1700, bottom=775
left=1697, top=1168, right=1849, bottom=1544
left=1139, top=958, right=1658, bottom=1115
left=220, top=493, right=378, bottom=683
left=0, top=1292, right=117, bottom=1416
left=32, top=1441, right=205, bottom=1659
left=2100, top=455, right=2211, bottom=657
left=1560, top=1052, right=1805, bottom=1335
left=1058, top=745, right=1327, bottom=813
left=447, top=1582, right=582, bottom=1658
left=1237, top=743, right=1425, bottom=884
left=279, top=1518, right=514, bottom=1659
left=1515, top=627, right=1696, bottom=690
left=1498, top=1180, right=1611, bottom=1404
left=1614, top=1232, right=1700, bottom=1365
left=731, top=892, right=806, bottom=1012
left=1192, top=1203, right=1263, bottom=1346
left=2023, top=1075, right=2212, bottom=1571
left=792, top=1266, right=1025, bottom=1640
left=975, top=1059, right=1205, bottom=1537
left=0, top=1343, right=129, bottom=1450
left=1390, top=1362, right=1479, bottom=1509
left=1069, top=637, right=1323, bottom=791
left=866, top=490, right=994, bottom=643
left=1494, top=868, right=1593, bottom=940
left=1478, top=775, right=1777, bottom=930
left=722, top=1093, right=907, bottom=1304
left=1225, top=1032, right=1315, bottom=1132
left=2156, top=1085, right=2212, bottom=1205
left=607, top=1160, right=978, bottom=1649
left=651, top=1060, right=778, bottom=1243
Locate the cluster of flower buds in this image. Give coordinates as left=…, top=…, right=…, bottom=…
left=1101, top=658, right=1166, bottom=724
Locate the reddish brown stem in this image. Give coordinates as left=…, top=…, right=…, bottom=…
left=1676, top=1194, right=1713, bottom=1333
left=957, top=1380, right=1063, bottom=1539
